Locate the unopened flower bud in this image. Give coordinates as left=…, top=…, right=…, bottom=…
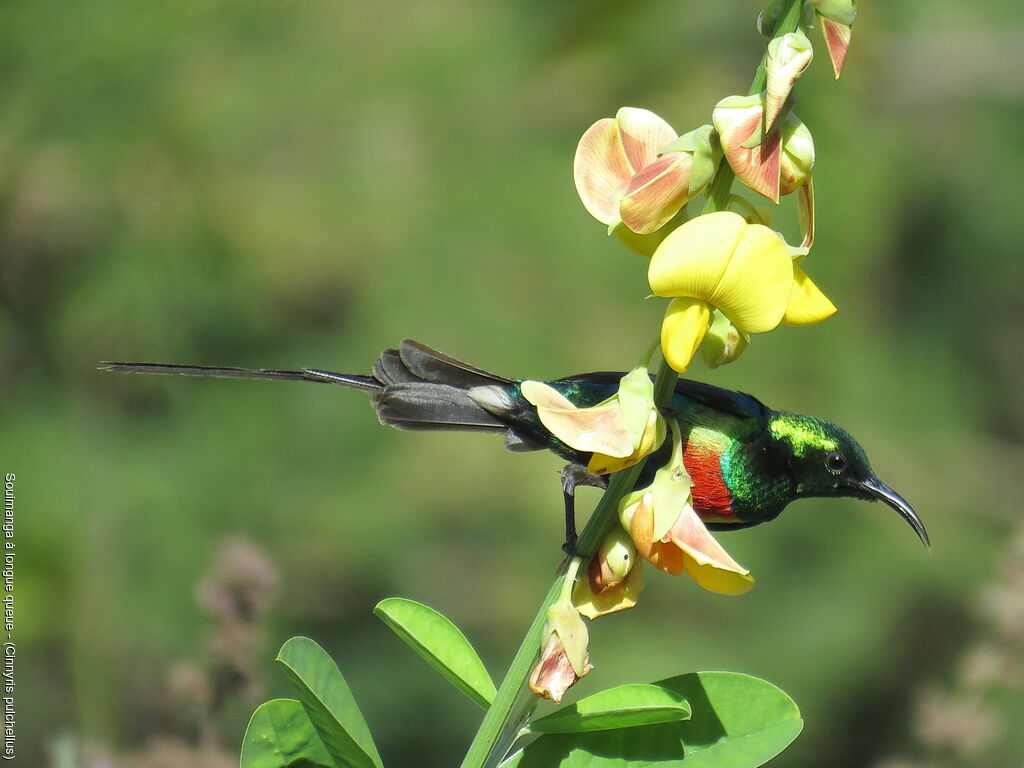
left=713, top=94, right=782, bottom=202
left=700, top=310, right=750, bottom=369
left=779, top=113, right=815, bottom=196
left=765, top=31, right=813, bottom=130
left=574, top=527, right=644, bottom=619
left=529, top=597, right=592, bottom=702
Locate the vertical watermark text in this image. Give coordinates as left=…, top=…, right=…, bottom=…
left=2, top=473, right=14, bottom=761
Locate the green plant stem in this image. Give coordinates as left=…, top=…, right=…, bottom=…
left=462, top=3, right=808, bottom=766
left=460, top=350, right=677, bottom=768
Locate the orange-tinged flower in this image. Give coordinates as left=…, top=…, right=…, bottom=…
left=574, top=108, right=719, bottom=239
left=618, top=422, right=754, bottom=595
left=713, top=96, right=815, bottom=203
left=712, top=93, right=782, bottom=202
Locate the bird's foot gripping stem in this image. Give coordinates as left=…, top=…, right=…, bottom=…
left=560, top=465, right=609, bottom=558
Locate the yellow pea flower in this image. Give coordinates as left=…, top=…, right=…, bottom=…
left=648, top=211, right=836, bottom=372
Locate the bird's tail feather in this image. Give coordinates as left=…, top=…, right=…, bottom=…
left=370, top=340, right=511, bottom=431
left=99, top=362, right=381, bottom=392
left=101, top=340, right=515, bottom=433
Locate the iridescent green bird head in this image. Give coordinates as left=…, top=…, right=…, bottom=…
left=766, top=413, right=929, bottom=546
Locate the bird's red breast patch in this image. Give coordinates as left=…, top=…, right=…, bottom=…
left=684, top=443, right=735, bottom=522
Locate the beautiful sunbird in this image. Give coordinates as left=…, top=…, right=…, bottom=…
left=102, top=339, right=928, bottom=549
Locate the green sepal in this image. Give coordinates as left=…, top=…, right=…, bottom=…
left=276, top=637, right=383, bottom=768
left=660, top=124, right=712, bottom=154
left=650, top=421, right=691, bottom=541
left=373, top=597, right=496, bottom=710
left=616, top=366, right=656, bottom=451
left=546, top=599, right=590, bottom=677
left=241, top=698, right=334, bottom=768
left=527, top=684, right=691, bottom=734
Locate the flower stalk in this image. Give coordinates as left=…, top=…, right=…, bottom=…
left=460, top=1, right=807, bottom=765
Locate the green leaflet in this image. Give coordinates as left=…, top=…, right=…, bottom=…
left=528, top=684, right=690, bottom=734
left=502, top=672, right=802, bottom=768
left=374, top=597, right=496, bottom=709
left=276, top=637, right=383, bottom=768
left=241, top=698, right=334, bottom=768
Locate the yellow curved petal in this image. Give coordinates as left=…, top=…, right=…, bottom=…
left=521, top=380, right=633, bottom=458
left=574, top=118, right=632, bottom=225
left=710, top=223, right=793, bottom=333
left=574, top=561, right=644, bottom=619
left=782, top=265, right=837, bottom=326
left=648, top=212, right=746, bottom=299
left=669, top=506, right=754, bottom=595
left=660, top=298, right=712, bottom=373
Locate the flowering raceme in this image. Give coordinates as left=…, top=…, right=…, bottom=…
left=648, top=211, right=836, bottom=372
left=574, top=107, right=720, bottom=252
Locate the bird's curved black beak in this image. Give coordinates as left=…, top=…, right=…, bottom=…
left=856, top=476, right=930, bottom=548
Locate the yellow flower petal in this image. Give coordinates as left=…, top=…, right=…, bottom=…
left=574, top=560, right=644, bottom=619
left=669, top=505, right=754, bottom=595
left=710, top=222, right=793, bottom=333
left=648, top=212, right=746, bottom=299
left=660, top=298, right=712, bottom=373
left=782, top=265, right=837, bottom=326
left=521, top=380, right=633, bottom=458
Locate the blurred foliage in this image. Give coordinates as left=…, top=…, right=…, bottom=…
left=2, top=0, right=1023, bottom=765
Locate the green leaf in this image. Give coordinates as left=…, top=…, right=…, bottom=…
left=276, top=636, right=383, bottom=768
left=374, top=597, right=496, bottom=709
left=241, top=699, right=335, bottom=768
left=528, top=684, right=690, bottom=734
left=501, top=672, right=802, bottom=768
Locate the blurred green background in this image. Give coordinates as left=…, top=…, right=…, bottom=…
left=4, top=0, right=1024, bottom=765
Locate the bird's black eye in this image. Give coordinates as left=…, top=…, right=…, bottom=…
left=825, top=450, right=846, bottom=474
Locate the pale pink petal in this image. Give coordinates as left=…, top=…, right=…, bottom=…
left=619, top=153, right=694, bottom=234
left=574, top=118, right=633, bottom=224
left=615, top=107, right=678, bottom=175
